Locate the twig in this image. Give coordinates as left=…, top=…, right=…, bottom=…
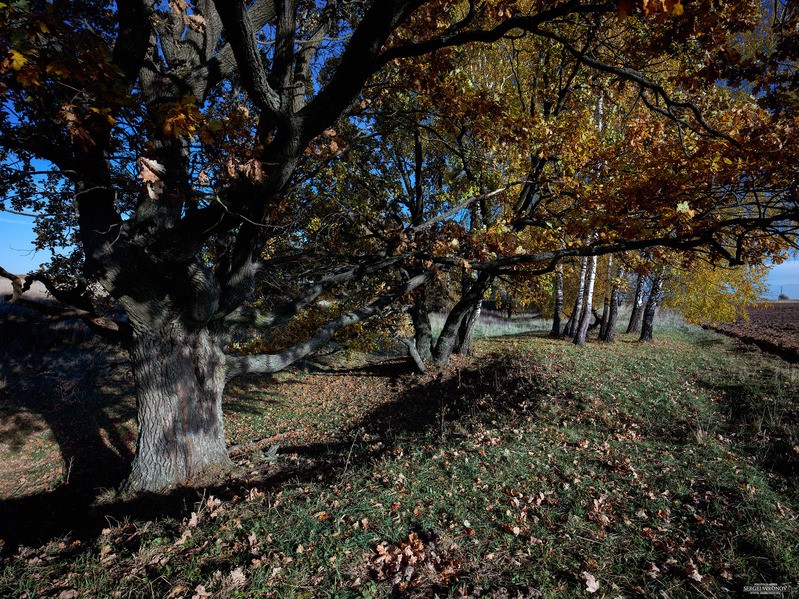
left=341, top=429, right=361, bottom=481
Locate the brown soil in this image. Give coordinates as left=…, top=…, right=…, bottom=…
left=715, top=301, right=799, bottom=362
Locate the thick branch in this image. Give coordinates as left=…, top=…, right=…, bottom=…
left=223, top=253, right=404, bottom=329
left=113, top=0, right=152, bottom=90
left=299, top=0, right=423, bottom=138
left=0, top=267, right=127, bottom=343
left=226, top=270, right=433, bottom=379
left=212, top=0, right=282, bottom=116
left=411, top=186, right=512, bottom=233
left=378, top=2, right=613, bottom=64
left=23, top=273, right=94, bottom=312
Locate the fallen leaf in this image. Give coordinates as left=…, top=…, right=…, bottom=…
left=191, top=585, right=211, bottom=599
left=166, top=585, right=188, bottom=599
left=580, top=571, right=599, bottom=593
left=685, top=559, right=703, bottom=582
left=228, top=567, right=246, bottom=588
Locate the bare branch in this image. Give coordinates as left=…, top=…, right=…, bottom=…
left=0, top=266, right=127, bottom=342
left=411, top=185, right=515, bottom=233
left=530, top=28, right=740, bottom=145
left=378, top=2, right=613, bottom=64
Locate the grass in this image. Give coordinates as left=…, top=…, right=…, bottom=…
left=1, top=322, right=798, bottom=598
left=429, top=310, right=552, bottom=340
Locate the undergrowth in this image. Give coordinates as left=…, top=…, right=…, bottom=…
left=1, top=328, right=797, bottom=598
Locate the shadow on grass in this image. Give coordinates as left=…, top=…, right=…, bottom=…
left=697, top=341, right=799, bottom=481
left=0, top=350, right=540, bottom=556
left=0, top=302, right=136, bottom=495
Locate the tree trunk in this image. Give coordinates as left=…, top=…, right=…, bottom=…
left=599, top=297, right=610, bottom=339
left=574, top=255, right=597, bottom=346
left=600, top=284, right=621, bottom=342
left=566, top=257, right=588, bottom=339
left=626, top=272, right=645, bottom=334
left=409, top=286, right=433, bottom=362
left=125, top=323, right=231, bottom=492
left=454, top=298, right=482, bottom=356
left=433, top=272, right=492, bottom=365
left=639, top=270, right=664, bottom=342
left=598, top=256, right=613, bottom=340
left=550, top=264, right=564, bottom=338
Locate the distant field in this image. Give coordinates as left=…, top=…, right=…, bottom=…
left=716, top=301, right=799, bottom=362
left=0, top=280, right=51, bottom=302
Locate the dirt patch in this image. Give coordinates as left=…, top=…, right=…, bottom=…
left=714, top=301, right=799, bottom=362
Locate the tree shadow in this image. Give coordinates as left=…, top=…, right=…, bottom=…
left=0, top=350, right=541, bottom=556
left=299, top=357, right=417, bottom=380
left=0, top=301, right=136, bottom=499
left=696, top=341, right=799, bottom=482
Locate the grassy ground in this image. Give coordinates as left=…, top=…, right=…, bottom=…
left=1, top=323, right=798, bottom=597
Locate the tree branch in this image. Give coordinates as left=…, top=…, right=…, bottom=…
left=0, top=266, right=128, bottom=343
left=225, top=269, right=433, bottom=379
left=222, top=253, right=405, bottom=329
left=411, top=185, right=513, bottom=233
left=378, top=2, right=613, bottom=64
left=212, top=0, right=282, bottom=116
left=299, top=0, right=424, bottom=139
left=529, top=28, right=741, bottom=145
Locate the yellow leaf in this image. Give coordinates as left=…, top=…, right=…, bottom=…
left=8, top=49, right=27, bottom=70
left=672, top=0, right=684, bottom=15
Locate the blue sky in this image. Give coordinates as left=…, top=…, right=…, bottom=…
left=2, top=216, right=797, bottom=299
left=0, top=213, right=44, bottom=274
left=767, top=259, right=799, bottom=299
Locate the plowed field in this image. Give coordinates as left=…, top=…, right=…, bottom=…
left=715, top=301, right=799, bottom=362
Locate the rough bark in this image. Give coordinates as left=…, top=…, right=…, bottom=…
left=550, top=264, right=564, bottom=338
left=640, top=270, right=664, bottom=342
left=566, top=257, right=588, bottom=339
left=574, top=255, right=597, bottom=346
left=125, top=324, right=231, bottom=492
left=626, top=272, right=646, bottom=334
